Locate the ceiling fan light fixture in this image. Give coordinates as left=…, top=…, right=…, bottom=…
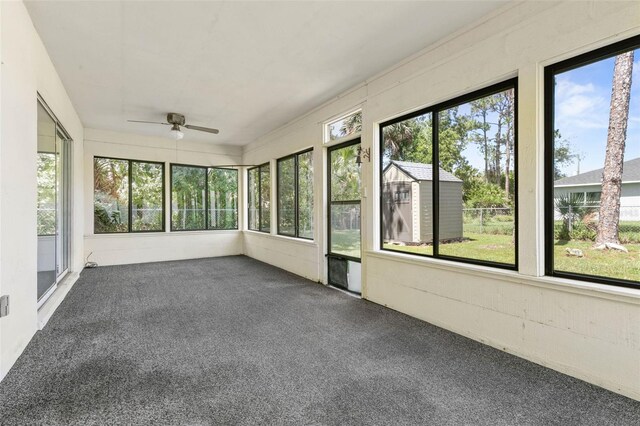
left=169, top=124, right=184, bottom=140
left=129, top=113, right=218, bottom=137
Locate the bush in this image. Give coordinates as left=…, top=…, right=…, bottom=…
left=570, top=221, right=596, bottom=241
left=555, top=219, right=640, bottom=244
left=620, top=231, right=640, bottom=244
left=466, top=182, right=509, bottom=208
left=494, top=214, right=514, bottom=222
left=555, top=223, right=570, bottom=241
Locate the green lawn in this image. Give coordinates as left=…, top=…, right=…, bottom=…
left=384, top=233, right=640, bottom=282
left=554, top=240, right=640, bottom=282
left=384, top=233, right=515, bottom=265
left=330, top=229, right=361, bottom=258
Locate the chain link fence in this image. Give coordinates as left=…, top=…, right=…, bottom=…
left=462, top=207, right=514, bottom=235
left=209, top=208, right=238, bottom=229
left=331, top=203, right=361, bottom=231
left=131, top=207, right=163, bottom=226
left=173, top=208, right=238, bottom=229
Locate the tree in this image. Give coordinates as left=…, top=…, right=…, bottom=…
left=131, top=162, right=163, bottom=230
left=209, top=168, right=238, bottom=229
left=94, top=158, right=129, bottom=232
left=382, top=108, right=480, bottom=201
left=297, top=152, right=314, bottom=236
left=37, top=153, right=57, bottom=235
left=431, top=108, right=477, bottom=199
left=555, top=192, right=598, bottom=241
left=172, top=166, right=206, bottom=230
left=553, top=130, right=575, bottom=180
left=466, top=181, right=509, bottom=208
left=330, top=144, right=360, bottom=201
left=596, top=51, right=634, bottom=246
left=339, top=112, right=362, bottom=138
left=492, top=90, right=515, bottom=198
left=470, top=97, right=495, bottom=182
left=381, top=114, right=430, bottom=164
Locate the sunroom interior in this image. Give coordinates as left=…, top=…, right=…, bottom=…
left=1, top=0, right=639, bottom=422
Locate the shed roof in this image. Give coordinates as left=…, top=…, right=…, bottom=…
left=388, top=160, right=462, bottom=182
left=555, top=157, right=640, bottom=186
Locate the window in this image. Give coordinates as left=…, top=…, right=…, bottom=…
left=395, top=184, right=411, bottom=204
left=94, top=157, right=164, bottom=233
left=171, top=164, right=238, bottom=231
left=325, top=110, right=362, bottom=142
left=37, top=151, right=56, bottom=236
left=380, top=79, right=517, bottom=269
left=545, top=35, right=640, bottom=288
left=208, top=168, right=238, bottom=229
left=248, top=163, right=271, bottom=232
left=277, top=150, right=314, bottom=239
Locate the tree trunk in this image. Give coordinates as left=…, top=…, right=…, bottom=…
left=482, top=110, right=489, bottom=182
left=494, top=122, right=502, bottom=186
left=504, top=91, right=514, bottom=198
left=596, top=51, right=634, bottom=246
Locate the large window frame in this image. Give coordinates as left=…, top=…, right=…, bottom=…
left=170, top=163, right=239, bottom=232
left=277, top=149, right=314, bottom=240
left=379, top=79, right=518, bottom=270
left=247, top=163, right=271, bottom=233
left=94, top=156, right=166, bottom=234
left=544, top=35, right=640, bottom=290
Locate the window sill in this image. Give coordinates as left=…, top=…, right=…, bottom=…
left=85, top=229, right=240, bottom=238
left=243, top=230, right=318, bottom=247
left=365, top=250, right=640, bottom=305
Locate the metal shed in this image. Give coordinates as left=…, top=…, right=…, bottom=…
left=382, top=160, right=463, bottom=244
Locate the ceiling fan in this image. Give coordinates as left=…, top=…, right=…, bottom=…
left=128, top=112, right=219, bottom=140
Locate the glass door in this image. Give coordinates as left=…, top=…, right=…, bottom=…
left=37, top=102, right=71, bottom=303
left=327, top=139, right=362, bottom=293
left=56, top=129, right=71, bottom=279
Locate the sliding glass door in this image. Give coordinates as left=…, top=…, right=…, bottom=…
left=37, top=102, right=71, bottom=302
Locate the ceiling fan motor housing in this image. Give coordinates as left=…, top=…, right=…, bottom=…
left=167, top=112, right=186, bottom=126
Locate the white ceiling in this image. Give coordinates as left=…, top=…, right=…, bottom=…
left=26, top=1, right=508, bottom=146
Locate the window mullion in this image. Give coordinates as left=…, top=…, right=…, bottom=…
left=205, top=167, right=209, bottom=230
left=128, top=160, right=133, bottom=233
left=294, top=155, right=299, bottom=238
left=432, top=112, right=440, bottom=257
left=258, top=167, right=262, bottom=232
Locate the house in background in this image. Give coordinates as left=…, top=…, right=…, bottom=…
left=382, top=160, right=463, bottom=244
left=554, top=157, right=640, bottom=221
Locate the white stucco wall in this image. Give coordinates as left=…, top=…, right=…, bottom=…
left=83, top=129, right=244, bottom=266
left=241, top=1, right=640, bottom=400
left=0, top=1, right=84, bottom=381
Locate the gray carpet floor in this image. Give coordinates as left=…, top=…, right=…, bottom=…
left=1, top=256, right=638, bottom=425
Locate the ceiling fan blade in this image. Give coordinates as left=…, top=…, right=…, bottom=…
left=184, top=124, right=219, bottom=134
left=127, top=120, right=170, bottom=125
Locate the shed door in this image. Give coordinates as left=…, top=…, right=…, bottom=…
left=384, top=182, right=412, bottom=242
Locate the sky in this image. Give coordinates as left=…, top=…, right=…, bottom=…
left=380, top=47, right=640, bottom=180
left=554, top=48, right=640, bottom=177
